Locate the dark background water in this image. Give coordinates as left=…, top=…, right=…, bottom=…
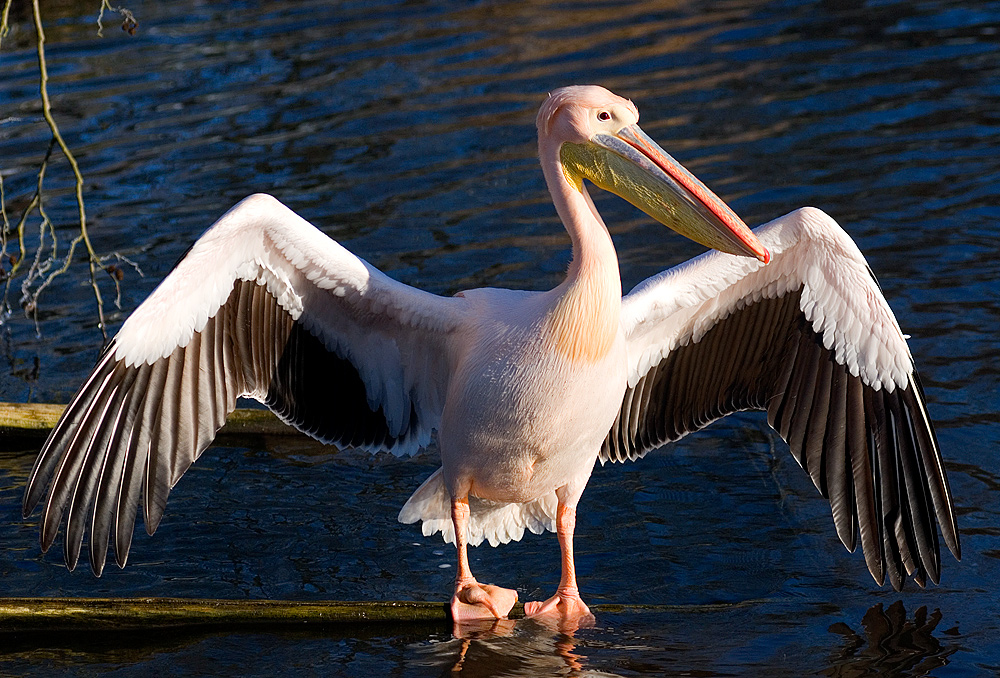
left=1, top=0, right=999, bottom=675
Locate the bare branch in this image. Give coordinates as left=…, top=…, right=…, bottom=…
left=98, top=1, right=138, bottom=38
left=0, top=0, right=13, bottom=50
left=2, top=140, right=53, bottom=324
left=101, top=252, right=143, bottom=310
left=0, top=1, right=141, bottom=342
left=31, top=0, right=108, bottom=340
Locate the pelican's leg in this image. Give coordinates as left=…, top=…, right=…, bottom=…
left=524, top=487, right=593, bottom=625
left=449, top=495, right=518, bottom=621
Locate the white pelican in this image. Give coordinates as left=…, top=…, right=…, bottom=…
left=23, top=86, right=959, bottom=625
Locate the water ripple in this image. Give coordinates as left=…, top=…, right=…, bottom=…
left=1, top=0, right=999, bottom=674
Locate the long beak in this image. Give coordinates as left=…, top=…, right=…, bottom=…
left=561, top=124, right=770, bottom=263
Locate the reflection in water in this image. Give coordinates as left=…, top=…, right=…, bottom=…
left=432, top=602, right=959, bottom=677
left=823, top=602, right=956, bottom=677
left=0, top=603, right=960, bottom=677
left=0, top=627, right=221, bottom=667
left=420, top=619, right=620, bottom=678
left=452, top=607, right=594, bottom=639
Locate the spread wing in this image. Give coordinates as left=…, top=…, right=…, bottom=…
left=23, top=194, right=466, bottom=575
left=603, top=207, right=960, bottom=590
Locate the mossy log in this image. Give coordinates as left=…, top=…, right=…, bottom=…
left=0, top=597, right=761, bottom=632
left=0, top=402, right=297, bottom=448
left=0, top=597, right=474, bottom=632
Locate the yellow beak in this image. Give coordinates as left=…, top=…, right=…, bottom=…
left=560, top=124, right=770, bottom=263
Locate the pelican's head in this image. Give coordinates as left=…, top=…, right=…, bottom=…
left=538, top=85, right=769, bottom=263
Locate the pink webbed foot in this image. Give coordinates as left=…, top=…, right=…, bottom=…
left=450, top=580, right=518, bottom=622
left=524, top=587, right=594, bottom=632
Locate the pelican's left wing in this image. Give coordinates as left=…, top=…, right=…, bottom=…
left=23, top=194, right=467, bottom=575
left=603, top=207, right=959, bottom=590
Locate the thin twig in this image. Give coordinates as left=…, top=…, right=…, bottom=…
left=97, top=1, right=137, bottom=38
left=101, top=252, right=143, bottom=309
left=0, top=173, right=10, bottom=275
left=19, top=151, right=58, bottom=333
left=0, top=177, right=8, bottom=251
left=6, top=140, right=53, bottom=280
left=0, top=173, right=12, bottom=327
left=97, top=0, right=109, bottom=37
left=3, top=140, right=54, bottom=324
left=0, top=0, right=12, bottom=50
left=31, top=0, right=108, bottom=340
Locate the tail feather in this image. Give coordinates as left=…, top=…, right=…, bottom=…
left=398, top=467, right=557, bottom=547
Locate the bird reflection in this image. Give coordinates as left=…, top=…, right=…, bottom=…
left=420, top=616, right=619, bottom=677
left=451, top=604, right=594, bottom=639
left=823, top=601, right=957, bottom=676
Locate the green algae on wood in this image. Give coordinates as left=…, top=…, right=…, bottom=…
left=0, top=597, right=460, bottom=632
left=0, top=402, right=297, bottom=446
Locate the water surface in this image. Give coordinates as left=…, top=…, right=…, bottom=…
left=1, top=0, right=999, bottom=675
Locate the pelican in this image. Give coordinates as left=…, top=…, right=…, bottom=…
left=23, top=86, right=959, bottom=625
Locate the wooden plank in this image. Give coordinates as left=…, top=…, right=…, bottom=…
left=0, top=402, right=298, bottom=447
left=0, top=597, right=457, bottom=631
left=0, top=596, right=768, bottom=633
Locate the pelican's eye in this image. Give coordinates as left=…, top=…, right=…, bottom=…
left=597, top=111, right=612, bottom=122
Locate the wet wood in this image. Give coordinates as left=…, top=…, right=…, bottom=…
left=0, top=402, right=298, bottom=448
left=0, top=597, right=458, bottom=631
left=0, top=597, right=769, bottom=632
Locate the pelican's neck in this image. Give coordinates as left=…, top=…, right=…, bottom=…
left=541, top=143, right=618, bottom=280
left=540, top=139, right=622, bottom=363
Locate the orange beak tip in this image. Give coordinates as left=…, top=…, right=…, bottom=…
left=760, top=247, right=771, bottom=264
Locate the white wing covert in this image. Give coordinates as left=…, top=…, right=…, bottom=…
left=22, top=194, right=466, bottom=575
left=603, top=207, right=960, bottom=590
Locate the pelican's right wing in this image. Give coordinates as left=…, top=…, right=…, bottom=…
left=23, top=194, right=467, bottom=575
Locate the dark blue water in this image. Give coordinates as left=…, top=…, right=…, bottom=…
left=1, top=0, right=999, bottom=675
